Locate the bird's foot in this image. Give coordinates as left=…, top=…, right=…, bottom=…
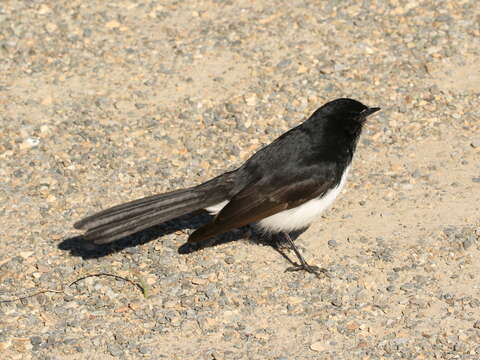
left=285, top=263, right=329, bottom=278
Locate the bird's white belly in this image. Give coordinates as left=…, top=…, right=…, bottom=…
left=258, top=167, right=350, bottom=232
left=205, top=166, right=350, bottom=232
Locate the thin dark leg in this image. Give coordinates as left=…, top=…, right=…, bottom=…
left=280, top=232, right=328, bottom=277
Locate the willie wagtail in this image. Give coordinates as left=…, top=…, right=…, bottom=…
left=74, top=98, right=380, bottom=275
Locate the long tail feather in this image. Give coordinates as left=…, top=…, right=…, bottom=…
left=74, top=174, right=232, bottom=244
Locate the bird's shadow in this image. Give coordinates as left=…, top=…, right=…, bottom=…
left=58, top=211, right=270, bottom=260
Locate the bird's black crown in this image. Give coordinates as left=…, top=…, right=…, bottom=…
left=318, top=98, right=380, bottom=123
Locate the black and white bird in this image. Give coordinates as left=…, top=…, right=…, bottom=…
left=74, top=98, right=380, bottom=275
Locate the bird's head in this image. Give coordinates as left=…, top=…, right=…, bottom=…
left=308, top=98, right=381, bottom=139
left=320, top=98, right=380, bottom=125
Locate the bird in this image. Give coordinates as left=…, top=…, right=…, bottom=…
left=74, top=98, right=380, bottom=275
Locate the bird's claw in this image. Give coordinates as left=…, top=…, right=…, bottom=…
left=285, top=263, right=330, bottom=278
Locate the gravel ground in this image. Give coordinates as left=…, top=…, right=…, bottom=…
left=1, top=0, right=479, bottom=359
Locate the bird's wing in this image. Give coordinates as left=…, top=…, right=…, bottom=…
left=188, top=169, right=337, bottom=243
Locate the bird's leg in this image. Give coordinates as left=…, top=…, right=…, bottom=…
left=280, top=232, right=328, bottom=277
left=267, top=231, right=291, bottom=251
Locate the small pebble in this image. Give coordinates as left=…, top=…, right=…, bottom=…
left=225, top=256, right=235, bottom=264
left=470, top=138, right=480, bottom=148
left=463, top=238, right=474, bottom=250
left=30, top=336, right=42, bottom=346
left=331, top=298, right=342, bottom=307
left=327, top=239, right=338, bottom=247
left=138, top=345, right=151, bottom=354
left=107, top=344, right=123, bottom=357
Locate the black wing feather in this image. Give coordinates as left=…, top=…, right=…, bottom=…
left=188, top=167, right=337, bottom=243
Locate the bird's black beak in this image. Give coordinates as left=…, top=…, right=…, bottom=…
left=363, top=107, right=381, bottom=116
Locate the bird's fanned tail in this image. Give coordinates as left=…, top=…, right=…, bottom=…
left=74, top=175, right=232, bottom=244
